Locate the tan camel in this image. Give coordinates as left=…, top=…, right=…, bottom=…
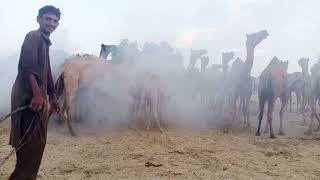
left=225, top=30, right=269, bottom=131
left=53, top=55, right=107, bottom=135
left=133, top=73, right=167, bottom=132
left=255, top=57, right=288, bottom=138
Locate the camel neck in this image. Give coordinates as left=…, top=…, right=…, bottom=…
left=302, top=67, right=309, bottom=77
left=244, top=45, right=255, bottom=75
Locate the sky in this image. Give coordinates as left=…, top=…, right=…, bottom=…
left=0, top=0, right=320, bottom=76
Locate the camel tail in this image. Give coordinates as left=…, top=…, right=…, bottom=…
left=55, top=72, right=65, bottom=99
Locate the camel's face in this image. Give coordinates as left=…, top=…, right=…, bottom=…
left=190, top=49, right=208, bottom=66
left=191, top=49, right=207, bottom=57
left=222, top=52, right=234, bottom=64
left=100, top=44, right=117, bottom=59
left=311, top=63, right=320, bottom=75
left=281, top=61, right=289, bottom=71
left=298, top=58, right=309, bottom=69
left=246, top=30, right=269, bottom=47
left=200, top=56, right=210, bottom=67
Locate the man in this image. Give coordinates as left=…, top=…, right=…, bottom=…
left=9, top=5, right=61, bottom=179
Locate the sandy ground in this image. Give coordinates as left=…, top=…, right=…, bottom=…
left=1, top=101, right=320, bottom=179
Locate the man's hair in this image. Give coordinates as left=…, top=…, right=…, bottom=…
left=38, top=5, right=61, bottom=19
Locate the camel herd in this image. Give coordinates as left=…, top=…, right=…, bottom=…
left=49, top=30, right=320, bottom=139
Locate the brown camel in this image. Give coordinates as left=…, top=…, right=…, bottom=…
left=225, top=30, right=269, bottom=131
left=255, top=57, right=288, bottom=138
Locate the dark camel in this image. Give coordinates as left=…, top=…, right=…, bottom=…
left=225, top=30, right=269, bottom=131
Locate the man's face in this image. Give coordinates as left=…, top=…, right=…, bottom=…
left=37, top=13, right=59, bottom=34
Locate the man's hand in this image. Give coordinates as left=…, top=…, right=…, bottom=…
left=31, top=95, right=46, bottom=111
left=49, top=94, right=60, bottom=113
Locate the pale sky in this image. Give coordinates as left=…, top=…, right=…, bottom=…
left=0, top=0, right=319, bottom=76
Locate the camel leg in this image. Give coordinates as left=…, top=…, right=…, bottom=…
left=255, top=95, right=265, bottom=136
left=66, top=112, right=77, bottom=136
left=245, top=96, right=251, bottom=127
left=296, top=93, right=301, bottom=114
left=229, top=97, right=237, bottom=132
left=314, top=98, right=320, bottom=131
left=242, top=98, right=245, bottom=125
left=146, top=104, right=151, bottom=130
left=279, top=95, right=287, bottom=135
left=306, top=97, right=316, bottom=135
left=240, top=97, right=245, bottom=125
left=58, top=99, right=67, bottom=125
left=154, top=102, right=164, bottom=133
left=301, top=94, right=307, bottom=125
left=289, top=93, right=292, bottom=113
left=267, top=99, right=276, bottom=138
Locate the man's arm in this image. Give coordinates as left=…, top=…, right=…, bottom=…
left=20, top=32, right=45, bottom=110
left=47, top=59, right=60, bottom=112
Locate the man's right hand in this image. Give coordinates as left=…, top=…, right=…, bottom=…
left=30, top=95, right=46, bottom=111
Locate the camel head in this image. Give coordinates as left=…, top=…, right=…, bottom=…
left=189, top=48, right=208, bottom=68
left=222, top=51, right=234, bottom=65
left=190, top=49, right=207, bottom=59
left=119, top=39, right=129, bottom=48
left=281, top=60, right=289, bottom=71
left=298, top=57, right=309, bottom=70
left=99, top=44, right=117, bottom=59
left=269, top=56, right=280, bottom=65
left=200, top=56, right=210, bottom=70
left=311, top=63, right=320, bottom=75
left=246, top=30, right=269, bottom=48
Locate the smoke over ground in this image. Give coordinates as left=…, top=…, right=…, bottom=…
left=67, top=41, right=226, bottom=134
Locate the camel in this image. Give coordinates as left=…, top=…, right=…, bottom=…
left=99, top=44, right=117, bottom=59
left=204, top=52, right=234, bottom=118
left=199, top=56, right=223, bottom=110
left=222, top=52, right=235, bottom=78
left=286, top=72, right=303, bottom=113
left=133, top=73, right=167, bottom=132
left=53, top=55, right=107, bottom=135
left=54, top=40, right=177, bottom=134
left=200, top=56, right=210, bottom=73
left=226, top=57, right=255, bottom=126
left=224, top=30, right=269, bottom=131
left=187, top=49, right=207, bottom=72
left=255, top=57, right=289, bottom=138
left=298, top=58, right=311, bottom=124
left=306, top=61, right=320, bottom=135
